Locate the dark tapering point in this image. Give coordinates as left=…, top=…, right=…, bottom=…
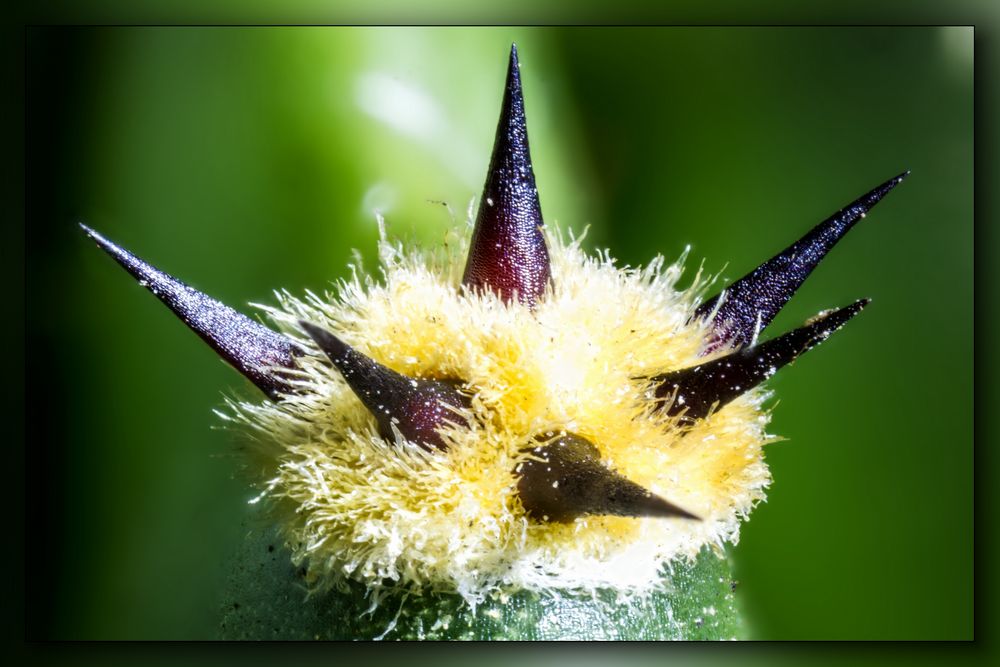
left=300, top=321, right=470, bottom=452
left=695, top=172, right=906, bottom=351
left=462, top=44, right=551, bottom=307
left=656, top=299, right=870, bottom=422
left=80, top=223, right=301, bottom=399
left=515, top=433, right=699, bottom=522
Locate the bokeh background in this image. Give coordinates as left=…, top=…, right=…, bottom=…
left=26, top=27, right=972, bottom=639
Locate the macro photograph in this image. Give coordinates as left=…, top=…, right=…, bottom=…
left=26, top=27, right=972, bottom=640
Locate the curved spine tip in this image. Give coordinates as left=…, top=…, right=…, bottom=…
left=299, top=321, right=470, bottom=451
left=462, top=46, right=551, bottom=307
left=516, top=433, right=699, bottom=522
left=657, top=299, right=870, bottom=422
left=695, top=172, right=905, bottom=351
left=80, top=223, right=300, bottom=400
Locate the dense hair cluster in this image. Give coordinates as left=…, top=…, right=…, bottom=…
left=227, top=225, right=770, bottom=600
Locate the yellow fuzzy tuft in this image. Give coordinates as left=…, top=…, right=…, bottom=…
left=228, top=220, right=774, bottom=606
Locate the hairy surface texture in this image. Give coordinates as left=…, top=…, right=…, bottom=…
left=222, top=221, right=774, bottom=607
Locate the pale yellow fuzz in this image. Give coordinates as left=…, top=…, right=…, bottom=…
left=228, top=221, right=774, bottom=606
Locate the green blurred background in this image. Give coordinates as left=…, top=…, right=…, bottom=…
left=26, top=27, right=972, bottom=639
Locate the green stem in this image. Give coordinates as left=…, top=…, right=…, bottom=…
left=218, top=514, right=743, bottom=640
